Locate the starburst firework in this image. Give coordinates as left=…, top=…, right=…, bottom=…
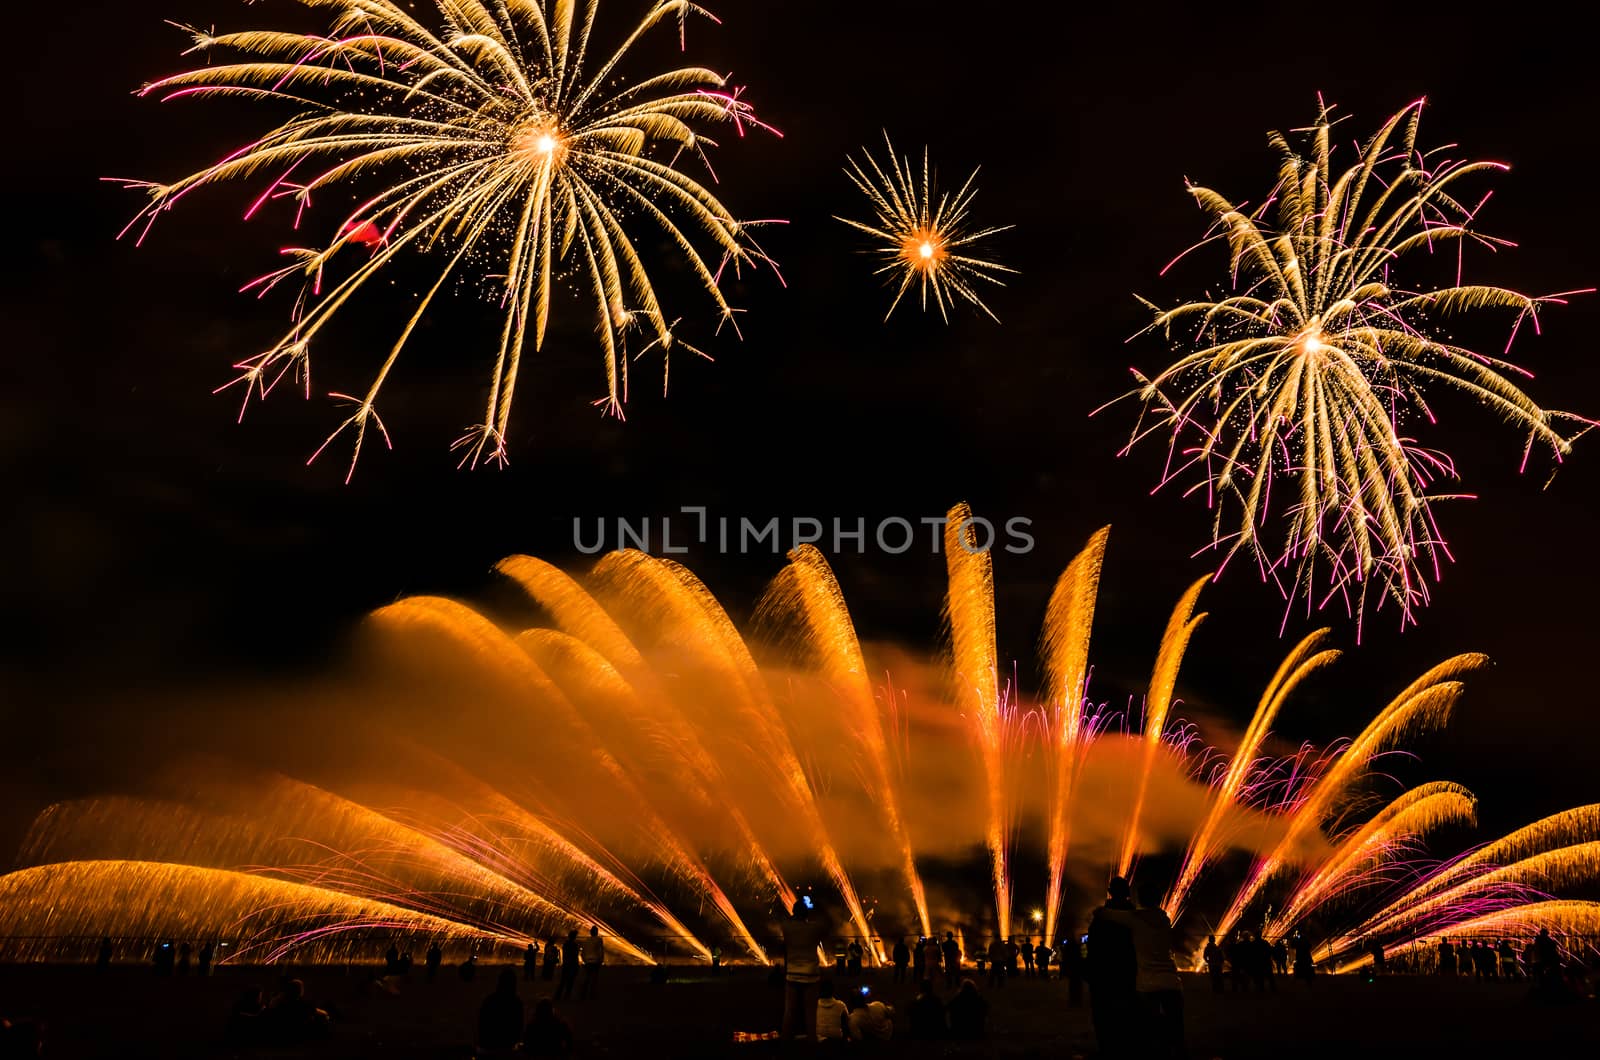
left=836, top=134, right=1014, bottom=322
left=114, top=0, right=780, bottom=476
left=1113, top=100, right=1592, bottom=629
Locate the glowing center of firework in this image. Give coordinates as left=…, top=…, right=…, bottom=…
left=512, top=120, right=565, bottom=164
left=1297, top=326, right=1331, bottom=359
left=903, top=230, right=945, bottom=270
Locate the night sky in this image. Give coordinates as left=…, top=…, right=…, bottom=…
left=4, top=1, right=1598, bottom=856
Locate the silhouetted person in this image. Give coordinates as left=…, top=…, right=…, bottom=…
left=1293, top=933, right=1314, bottom=981
left=848, top=989, right=895, bottom=1043
left=986, top=937, right=1006, bottom=988
left=266, top=978, right=328, bottom=1043
left=579, top=925, right=604, bottom=999
left=198, top=941, right=214, bottom=977
left=1226, top=933, right=1250, bottom=992
left=422, top=941, right=441, bottom=982
left=555, top=929, right=581, bottom=1001
left=912, top=936, right=927, bottom=982
left=846, top=940, right=863, bottom=976
left=942, top=932, right=961, bottom=983
left=1021, top=938, right=1035, bottom=977
left=542, top=936, right=559, bottom=980
left=1534, top=928, right=1561, bottom=989
left=522, top=997, right=574, bottom=1058
left=1099, top=882, right=1184, bottom=1059
left=1438, top=938, right=1457, bottom=976
left=1004, top=936, right=1019, bottom=980
left=1253, top=935, right=1276, bottom=992
left=1087, top=876, right=1138, bottom=1059
left=892, top=938, right=910, bottom=983
left=781, top=899, right=827, bottom=1042
left=1497, top=938, right=1518, bottom=979
left=1036, top=940, right=1052, bottom=981
left=908, top=977, right=947, bottom=1040
left=177, top=941, right=192, bottom=976
left=1063, top=927, right=1086, bottom=1006
left=815, top=979, right=849, bottom=1043
left=225, top=985, right=265, bottom=1044
left=478, top=968, right=524, bottom=1054
left=1271, top=938, right=1289, bottom=976
left=923, top=936, right=942, bottom=984
left=458, top=953, right=478, bottom=983
left=947, top=978, right=988, bottom=1041
left=385, top=943, right=401, bottom=974
left=96, top=937, right=113, bottom=972
left=523, top=941, right=540, bottom=981
left=1204, top=935, right=1224, bottom=993
left=399, top=949, right=412, bottom=975
left=153, top=940, right=175, bottom=976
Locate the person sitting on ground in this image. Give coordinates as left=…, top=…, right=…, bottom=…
left=225, top=985, right=265, bottom=1044
left=946, top=978, right=988, bottom=1041
left=908, top=978, right=947, bottom=1040
left=848, top=989, right=895, bottom=1044
left=477, top=968, right=524, bottom=1055
left=522, top=997, right=574, bottom=1058
left=814, top=980, right=850, bottom=1044
left=265, top=978, right=329, bottom=1043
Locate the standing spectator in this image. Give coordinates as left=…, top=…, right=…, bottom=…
left=1087, top=877, right=1138, bottom=1059
left=542, top=936, right=559, bottom=981
left=1203, top=935, right=1224, bottom=993
left=846, top=940, right=863, bottom=977
left=781, top=899, right=828, bottom=1042
left=1292, top=933, right=1314, bottom=982
left=1437, top=938, right=1457, bottom=976
left=555, top=930, right=580, bottom=1001
left=1100, top=882, right=1185, bottom=1060
left=1063, top=927, right=1086, bottom=1007
left=579, top=925, right=605, bottom=1000
left=425, top=941, right=442, bottom=982
left=923, top=936, right=943, bottom=985
left=198, top=941, right=214, bottom=977
left=941, top=932, right=962, bottom=984
left=177, top=941, right=193, bottom=976
left=96, top=937, right=114, bottom=973
left=986, top=937, right=1007, bottom=988
left=1036, top=940, right=1052, bottom=981
left=523, top=941, right=540, bottom=981
left=891, top=937, right=910, bottom=983
left=1020, top=938, right=1036, bottom=978
left=912, top=936, right=927, bottom=983
left=1271, top=937, right=1289, bottom=976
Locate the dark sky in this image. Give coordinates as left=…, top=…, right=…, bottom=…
left=3, top=1, right=1597, bottom=851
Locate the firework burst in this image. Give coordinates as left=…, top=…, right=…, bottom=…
left=1112, top=99, right=1592, bottom=630
left=837, top=134, right=1014, bottom=322
left=114, top=0, right=779, bottom=476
